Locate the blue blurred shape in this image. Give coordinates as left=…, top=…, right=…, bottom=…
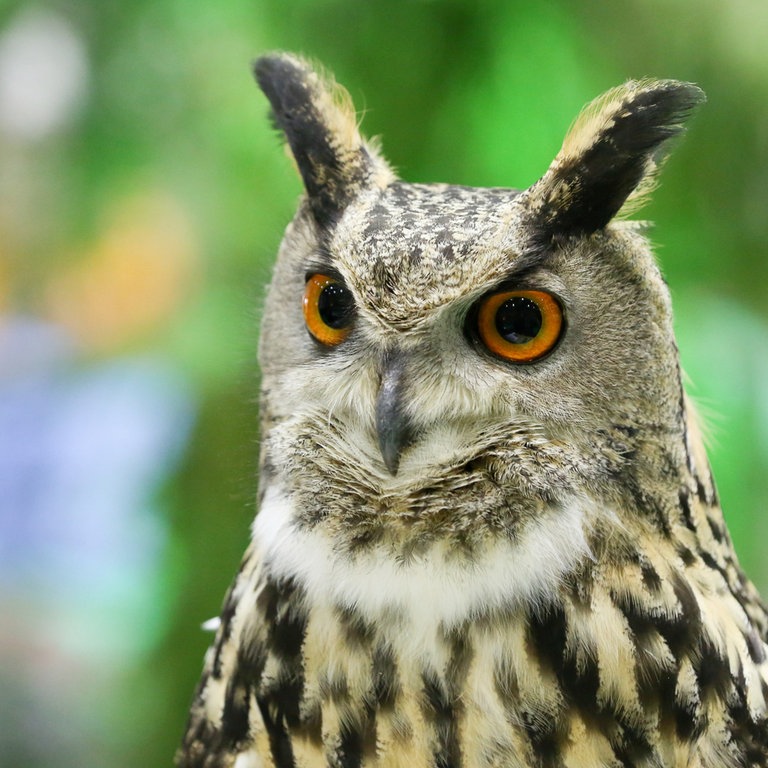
left=0, top=316, right=195, bottom=656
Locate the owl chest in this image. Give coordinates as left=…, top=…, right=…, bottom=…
left=256, top=579, right=709, bottom=768
left=259, top=591, right=549, bottom=768
left=252, top=496, right=598, bottom=767
left=251, top=490, right=628, bottom=766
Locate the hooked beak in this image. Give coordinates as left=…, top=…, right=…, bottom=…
left=375, top=350, right=413, bottom=476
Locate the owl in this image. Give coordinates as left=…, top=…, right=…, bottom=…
left=177, top=53, right=768, bottom=768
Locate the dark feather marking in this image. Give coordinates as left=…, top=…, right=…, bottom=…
left=563, top=560, right=595, bottom=608
left=612, top=725, right=654, bottom=768
left=257, top=577, right=308, bottom=728
left=677, top=489, right=697, bottom=534
left=700, top=550, right=727, bottom=581
left=695, top=475, right=713, bottom=507
left=612, top=571, right=708, bottom=743
left=221, top=660, right=253, bottom=744
left=263, top=578, right=306, bottom=661
left=255, top=577, right=310, bottom=762
left=211, top=607, right=237, bottom=681
left=179, top=602, right=271, bottom=763
left=257, top=698, right=296, bottom=768
left=726, top=688, right=768, bottom=765
left=319, top=667, right=349, bottom=703
left=744, top=628, right=766, bottom=665
left=253, top=55, right=370, bottom=228
left=177, top=713, right=238, bottom=768
left=422, top=670, right=460, bottom=768
left=524, top=602, right=572, bottom=767
left=336, top=604, right=376, bottom=647
left=519, top=707, right=563, bottom=768
left=619, top=604, right=681, bottom=731
left=694, top=637, right=733, bottom=704
left=527, top=599, right=601, bottom=718
left=633, top=626, right=677, bottom=710
left=371, top=642, right=400, bottom=711
left=609, top=695, right=659, bottom=765
left=330, top=724, right=364, bottom=768
left=725, top=566, right=768, bottom=645
left=420, top=628, right=472, bottom=768
left=211, top=555, right=254, bottom=680
left=562, top=646, right=602, bottom=725
left=557, top=593, right=667, bottom=763
left=676, top=543, right=697, bottom=567
left=324, top=609, right=379, bottom=766
left=261, top=672, right=304, bottom=732
left=666, top=574, right=702, bottom=656
left=706, top=513, right=726, bottom=544
left=615, top=469, right=673, bottom=539
left=177, top=558, right=270, bottom=765
left=707, top=466, right=721, bottom=507
left=676, top=361, right=695, bottom=475
left=673, top=693, right=704, bottom=743
left=536, top=81, right=705, bottom=237
left=495, top=634, right=577, bottom=765
left=639, top=560, right=662, bottom=593
left=527, top=601, right=568, bottom=674
left=664, top=609, right=705, bottom=741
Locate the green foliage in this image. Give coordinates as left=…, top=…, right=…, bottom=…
left=3, top=1, right=768, bottom=765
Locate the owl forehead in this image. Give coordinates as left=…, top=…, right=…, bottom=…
left=328, top=182, right=527, bottom=328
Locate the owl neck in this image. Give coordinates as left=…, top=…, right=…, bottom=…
left=256, top=364, right=733, bottom=574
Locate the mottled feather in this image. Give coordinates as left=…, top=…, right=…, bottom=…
left=178, top=54, right=768, bottom=768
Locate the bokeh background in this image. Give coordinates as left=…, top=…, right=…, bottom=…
left=2, top=1, right=768, bottom=765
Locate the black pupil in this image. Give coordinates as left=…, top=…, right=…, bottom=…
left=318, top=281, right=353, bottom=329
left=495, top=296, right=542, bottom=344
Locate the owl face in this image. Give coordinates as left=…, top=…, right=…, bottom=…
left=262, top=186, right=677, bottom=484
left=254, top=55, right=704, bottom=544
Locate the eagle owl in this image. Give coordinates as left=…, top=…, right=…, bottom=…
left=177, top=53, right=768, bottom=768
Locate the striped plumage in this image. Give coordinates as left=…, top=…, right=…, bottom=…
left=177, top=54, right=768, bottom=768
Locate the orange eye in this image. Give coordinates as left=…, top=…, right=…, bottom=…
left=475, top=289, right=563, bottom=363
left=303, top=273, right=355, bottom=346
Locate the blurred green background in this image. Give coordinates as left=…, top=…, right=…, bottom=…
left=1, top=1, right=767, bottom=765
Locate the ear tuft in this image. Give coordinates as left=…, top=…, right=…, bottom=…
left=253, top=53, right=395, bottom=227
left=528, top=79, right=705, bottom=237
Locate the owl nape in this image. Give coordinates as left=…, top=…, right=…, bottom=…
left=178, top=54, right=768, bottom=768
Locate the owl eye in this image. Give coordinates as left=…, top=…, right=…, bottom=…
left=303, top=273, right=355, bottom=346
left=475, top=289, right=564, bottom=363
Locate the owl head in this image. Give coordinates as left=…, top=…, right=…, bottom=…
left=253, top=53, right=704, bottom=547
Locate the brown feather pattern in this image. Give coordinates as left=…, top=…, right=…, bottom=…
left=177, top=54, right=768, bottom=768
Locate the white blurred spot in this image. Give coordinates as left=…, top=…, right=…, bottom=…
left=234, top=751, right=264, bottom=768
left=201, top=617, right=221, bottom=632
left=0, top=8, right=88, bottom=141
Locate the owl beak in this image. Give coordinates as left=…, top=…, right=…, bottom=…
left=376, top=351, right=413, bottom=476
